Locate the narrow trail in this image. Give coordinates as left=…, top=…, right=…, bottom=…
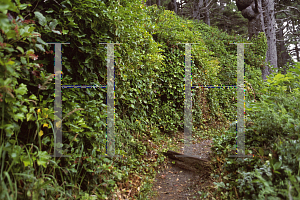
left=150, top=132, right=215, bottom=200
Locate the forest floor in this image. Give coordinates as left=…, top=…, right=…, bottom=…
left=149, top=131, right=216, bottom=200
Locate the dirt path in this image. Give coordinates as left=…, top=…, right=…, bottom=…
left=150, top=135, right=215, bottom=200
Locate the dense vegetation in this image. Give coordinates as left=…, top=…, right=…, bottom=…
left=0, top=0, right=299, bottom=199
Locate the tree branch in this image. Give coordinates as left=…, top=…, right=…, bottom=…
left=287, top=6, right=300, bottom=14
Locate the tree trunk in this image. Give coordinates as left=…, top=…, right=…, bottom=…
left=166, top=0, right=176, bottom=13
left=220, top=0, right=225, bottom=13
left=177, top=0, right=183, bottom=15
left=157, top=0, right=161, bottom=7
left=219, top=0, right=227, bottom=32
left=277, top=25, right=291, bottom=74
left=292, top=20, right=300, bottom=62
left=192, top=1, right=197, bottom=19
left=204, top=0, right=210, bottom=26
left=263, top=0, right=278, bottom=78
left=295, top=42, right=299, bottom=62
left=193, top=0, right=202, bottom=20
left=236, top=0, right=278, bottom=80
left=245, top=0, right=268, bottom=80
left=146, top=0, right=151, bottom=6
left=248, top=0, right=264, bottom=40
left=198, top=0, right=203, bottom=21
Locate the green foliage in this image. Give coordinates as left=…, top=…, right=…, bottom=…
left=210, top=0, right=248, bottom=38
left=0, top=0, right=283, bottom=199
left=0, top=0, right=59, bottom=199
left=211, top=62, right=300, bottom=199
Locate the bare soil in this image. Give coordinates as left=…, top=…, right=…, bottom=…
left=150, top=136, right=215, bottom=200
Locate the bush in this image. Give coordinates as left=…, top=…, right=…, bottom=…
left=211, top=62, right=300, bottom=199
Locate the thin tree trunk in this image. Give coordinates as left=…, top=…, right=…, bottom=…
left=220, top=0, right=224, bottom=13
left=248, top=0, right=264, bottom=40
left=263, top=0, right=278, bottom=78
left=193, top=0, right=201, bottom=20
left=295, top=42, right=299, bottom=62
left=260, top=1, right=269, bottom=81
left=292, top=20, right=300, bottom=62
left=220, top=0, right=225, bottom=30
left=277, top=25, right=290, bottom=74
left=192, top=1, right=197, bottom=19
left=236, top=0, right=277, bottom=80
left=146, top=0, right=151, bottom=6
left=204, top=0, right=210, bottom=26
left=174, top=0, right=178, bottom=14
left=198, top=0, right=203, bottom=21
left=178, top=0, right=182, bottom=15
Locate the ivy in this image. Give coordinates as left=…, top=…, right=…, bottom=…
left=1, top=0, right=295, bottom=199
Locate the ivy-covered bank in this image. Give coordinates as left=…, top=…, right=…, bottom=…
left=1, top=0, right=299, bottom=199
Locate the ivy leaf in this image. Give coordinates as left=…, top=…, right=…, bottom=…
left=16, top=46, right=24, bottom=54
left=49, top=19, right=58, bottom=30
left=26, top=113, right=35, bottom=121
left=18, top=4, right=30, bottom=10
left=62, top=29, right=69, bottom=35
left=21, top=156, right=33, bottom=167
left=37, top=151, right=51, bottom=168
left=52, top=30, right=61, bottom=35
left=13, top=113, right=25, bottom=122
left=4, top=124, right=14, bottom=138
left=0, top=4, right=10, bottom=13
left=35, top=44, right=45, bottom=52
left=36, top=37, right=47, bottom=45
left=21, top=57, right=26, bottom=64
left=273, top=161, right=282, bottom=171
left=26, top=49, right=34, bottom=56
left=34, top=11, right=47, bottom=26
left=15, top=83, right=28, bottom=95
left=44, top=24, right=50, bottom=30
left=45, top=10, right=54, bottom=13
left=258, top=147, right=264, bottom=156
left=107, top=179, right=115, bottom=186
left=29, top=94, right=38, bottom=100
left=42, top=136, right=50, bottom=145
